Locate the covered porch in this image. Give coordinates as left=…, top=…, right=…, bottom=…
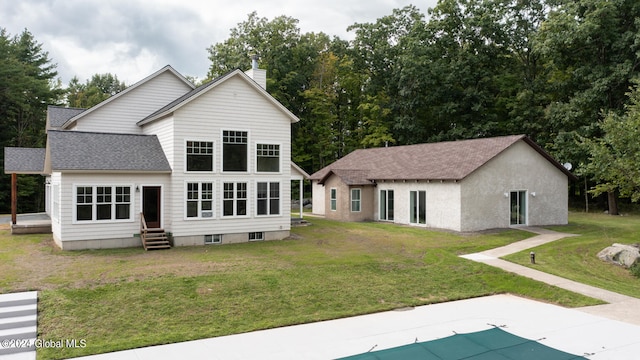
left=0, top=213, right=51, bottom=234
left=3, top=147, right=51, bottom=235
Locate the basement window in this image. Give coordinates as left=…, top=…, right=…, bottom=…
left=204, top=234, right=222, bottom=245
left=249, top=232, right=264, bottom=241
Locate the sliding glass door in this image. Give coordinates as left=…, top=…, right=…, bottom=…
left=510, top=190, right=527, bottom=225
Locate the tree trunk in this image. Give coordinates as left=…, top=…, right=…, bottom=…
left=607, top=191, right=619, bottom=215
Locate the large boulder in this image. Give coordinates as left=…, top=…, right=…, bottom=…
left=597, top=243, right=640, bottom=268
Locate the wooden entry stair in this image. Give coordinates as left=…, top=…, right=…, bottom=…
left=140, top=213, right=171, bottom=250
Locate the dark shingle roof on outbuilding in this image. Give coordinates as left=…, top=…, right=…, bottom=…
left=3, top=147, right=46, bottom=174
left=47, top=130, right=171, bottom=172
left=310, top=135, right=576, bottom=183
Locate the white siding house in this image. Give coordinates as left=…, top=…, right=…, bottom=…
left=5, top=65, right=303, bottom=250
left=310, top=135, right=575, bottom=232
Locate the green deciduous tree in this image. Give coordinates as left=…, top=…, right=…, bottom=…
left=66, top=73, right=126, bottom=108
left=538, top=0, right=640, bottom=162
left=582, top=81, right=640, bottom=204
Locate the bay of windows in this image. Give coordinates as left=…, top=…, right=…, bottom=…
left=75, top=185, right=132, bottom=222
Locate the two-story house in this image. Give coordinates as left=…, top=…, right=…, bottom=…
left=4, top=64, right=308, bottom=250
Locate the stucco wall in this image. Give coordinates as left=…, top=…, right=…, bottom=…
left=375, top=181, right=462, bottom=231
left=321, top=175, right=375, bottom=221
left=460, top=140, right=569, bottom=231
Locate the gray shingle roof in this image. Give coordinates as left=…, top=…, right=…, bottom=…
left=47, top=130, right=171, bottom=172
left=3, top=147, right=46, bottom=174
left=47, top=106, right=86, bottom=129
left=310, top=135, right=575, bottom=183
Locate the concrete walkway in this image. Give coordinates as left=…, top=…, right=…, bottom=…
left=460, top=226, right=640, bottom=325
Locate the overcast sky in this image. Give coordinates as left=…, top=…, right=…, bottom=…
left=1, top=0, right=439, bottom=86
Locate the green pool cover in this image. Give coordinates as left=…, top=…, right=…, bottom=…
left=338, top=327, right=587, bottom=360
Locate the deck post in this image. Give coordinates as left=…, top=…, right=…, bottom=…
left=11, top=173, right=17, bottom=225
left=299, top=179, right=304, bottom=219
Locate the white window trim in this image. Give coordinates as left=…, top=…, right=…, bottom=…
left=72, top=184, right=135, bottom=224
left=184, top=139, right=215, bottom=173
left=379, top=189, right=394, bottom=221
left=249, top=232, right=265, bottom=241
left=509, top=189, right=528, bottom=226
left=351, top=188, right=362, bottom=212
left=256, top=181, right=281, bottom=217
left=330, top=188, right=337, bottom=211
left=204, top=234, right=223, bottom=244
left=221, top=181, right=250, bottom=218
left=221, top=129, right=250, bottom=173
left=184, top=181, right=215, bottom=220
left=255, top=141, right=283, bottom=174
left=409, top=190, right=427, bottom=226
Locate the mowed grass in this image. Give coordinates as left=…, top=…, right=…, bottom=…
left=504, top=211, right=640, bottom=298
left=0, top=219, right=601, bottom=359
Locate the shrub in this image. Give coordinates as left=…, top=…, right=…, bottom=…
left=630, top=262, right=640, bottom=278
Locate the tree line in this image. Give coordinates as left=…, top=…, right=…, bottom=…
left=1, top=0, right=640, bottom=215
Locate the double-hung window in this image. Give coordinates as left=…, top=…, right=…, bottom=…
left=330, top=188, right=337, bottom=211
left=351, top=189, right=361, bottom=212
left=115, top=187, right=131, bottom=219
left=223, top=130, right=248, bottom=172
left=76, top=186, right=93, bottom=221
left=257, top=182, right=280, bottom=215
left=256, top=144, right=280, bottom=172
left=96, top=186, right=112, bottom=220
left=75, top=185, right=132, bottom=222
left=223, top=182, right=247, bottom=216
left=186, top=182, right=214, bottom=218
left=186, top=141, right=213, bottom=171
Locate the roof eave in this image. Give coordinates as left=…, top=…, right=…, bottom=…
left=51, top=169, right=172, bottom=174
left=521, top=137, right=579, bottom=181
left=139, top=69, right=300, bottom=127
left=62, top=65, right=195, bottom=129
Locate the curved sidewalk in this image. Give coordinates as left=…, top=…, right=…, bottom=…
left=460, top=227, right=640, bottom=325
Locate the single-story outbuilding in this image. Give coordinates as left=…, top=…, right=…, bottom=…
left=309, top=135, right=576, bottom=232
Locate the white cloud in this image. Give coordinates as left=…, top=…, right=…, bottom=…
left=2, top=0, right=438, bottom=86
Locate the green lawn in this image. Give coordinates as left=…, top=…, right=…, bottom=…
left=504, top=211, right=640, bottom=298
left=0, top=218, right=605, bottom=359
